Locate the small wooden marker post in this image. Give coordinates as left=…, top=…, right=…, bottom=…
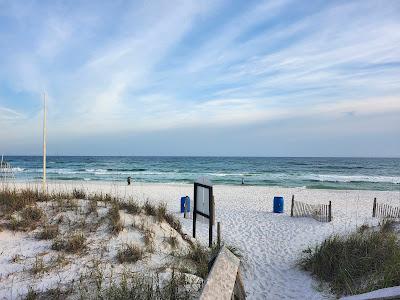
left=184, top=196, right=189, bottom=219
left=290, top=195, right=295, bottom=217
left=328, top=201, right=332, bottom=222
left=217, top=222, right=221, bottom=248
left=372, top=197, right=377, bottom=218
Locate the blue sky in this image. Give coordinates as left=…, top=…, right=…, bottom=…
left=0, top=0, right=399, bottom=156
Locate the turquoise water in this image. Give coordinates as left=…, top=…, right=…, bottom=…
left=3, top=156, right=400, bottom=191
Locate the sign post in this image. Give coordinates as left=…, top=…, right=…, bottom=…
left=193, top=177, right=214, bottom=247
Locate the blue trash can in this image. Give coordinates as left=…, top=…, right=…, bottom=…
left=273, top=196, right=284, bottom=213
left=180, top=196, right=190, bottom=213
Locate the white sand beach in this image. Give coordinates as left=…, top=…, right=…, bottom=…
left=2, top=181, right=399, bottom=299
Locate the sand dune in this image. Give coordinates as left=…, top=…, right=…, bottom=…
left=3, top=181, right=400, bottom=299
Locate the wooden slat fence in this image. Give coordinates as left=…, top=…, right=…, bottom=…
left=372, top=198, right=400, bottom=220
left=0, top=159, right=15, bottom=182
left=290, top=195, right=332, bottom=222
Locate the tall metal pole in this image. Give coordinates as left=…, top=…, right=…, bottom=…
left=42, top=92, right=47, bottom=193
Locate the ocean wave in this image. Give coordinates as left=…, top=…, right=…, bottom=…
left=106, top=168, right=147, bottom=172
left=1, top=167, right=25, bottom=172
left=304, top=174, right=400, bottom=184
left=316, top=165, right=365, bottom=170
left=47, top=169, right=78, bottom=175
left=208, top=173, right=246, bottom=177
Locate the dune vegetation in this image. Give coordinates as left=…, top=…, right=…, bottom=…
left=0, top=187, right=212, bottom=299
left=300, top=220, right=400, bottom=297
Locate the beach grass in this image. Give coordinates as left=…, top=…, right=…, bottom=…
left=36, top=224, right=59, bottom=240
left=1, top=185, right=208, bottom=299
left=299, top=220, right=400, bottom=296
left=116, top=243, right=145, bottom=263
left=51, top=232, right=86, bottom=253
left=108, top=200, right=123, bottom=234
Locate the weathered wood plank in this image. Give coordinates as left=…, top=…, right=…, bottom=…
left=199, top=246, right=243, bottom=300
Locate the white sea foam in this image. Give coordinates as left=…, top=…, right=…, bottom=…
left=1, top=167, right=25, bottom=172
left=304, top=174, right=400, bottom=184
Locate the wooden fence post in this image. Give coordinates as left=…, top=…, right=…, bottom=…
left=372, top=197, right=377, bottom=217
left=328, top=201, right=332, bottom=222
left=217, top=222, right=221, bottom=248
left=290, top=195, right=294, bottom=217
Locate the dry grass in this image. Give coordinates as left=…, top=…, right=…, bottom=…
left=116, top=243, right=144, bottom=263
left=85, top=269, right=195, bottom=300
left=88, top=192, right=115, bottom=204
left=72, top=188, right=86, bottom=199
left=108, top=201, right=123, bottom=234
left=87, top=199, right=98, bottom=215
left=166, top=236, right=178, bottom=249
left=9, top=205, right=44, bottom=231
left=120, top=200, right=141, bottom=215
left=24, top=286, right=71, bottom=300
left=36, top=224, right=59, bottom=240
left=143, top=201, right=157, bottom=216
left=156, top=203, right=167, bottom=222
left=164, top=213, right=182, bottom=234
left=0, top=189, right=50, bottom=217
left=0, top=186, right=199, bottom=298
left=52, top=232, right=86, bottom=253
left=143, top=229, right=155, bottom=253
left=11, top=254, right=23, bottom=263
left=185, top=243, right=210, bottom=279
left=31, top=255, right=46, bottom=275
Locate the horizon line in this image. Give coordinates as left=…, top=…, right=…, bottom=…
left=2, top=155, right=400, bottom=159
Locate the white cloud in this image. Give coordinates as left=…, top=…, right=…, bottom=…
left=0, top=0, right=399, bottom=155
left=0, top=106, right=24, bottom=121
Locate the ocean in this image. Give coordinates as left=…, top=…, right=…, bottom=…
left=2, top=156, right=400, bottom=191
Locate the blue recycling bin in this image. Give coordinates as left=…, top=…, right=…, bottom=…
left=273, top=196, right=284, bottom=213
left=180, top=196, right=190, bottom=213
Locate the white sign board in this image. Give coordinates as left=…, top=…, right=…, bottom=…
left=193, top=177, right=214, bottom=247
left=196, top=185, right=210, bottom=215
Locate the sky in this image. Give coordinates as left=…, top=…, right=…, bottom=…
left=0, top=0, right=399, bottom=157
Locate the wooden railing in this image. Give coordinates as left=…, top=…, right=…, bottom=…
left=199, top=246, right=245, bottom=300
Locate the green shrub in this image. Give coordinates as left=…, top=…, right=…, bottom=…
left=299, top=223, right=400, bottom=296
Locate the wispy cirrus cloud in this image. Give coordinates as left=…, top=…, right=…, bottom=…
left=0, top=106, right=24, bottom=121
left=0, top=0, right=399, bottom=155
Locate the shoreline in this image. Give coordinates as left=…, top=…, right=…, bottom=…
left=5, top=179, right=400, bottom=193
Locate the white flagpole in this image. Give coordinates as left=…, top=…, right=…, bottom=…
left=42, top=92, right=47, bottom=193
